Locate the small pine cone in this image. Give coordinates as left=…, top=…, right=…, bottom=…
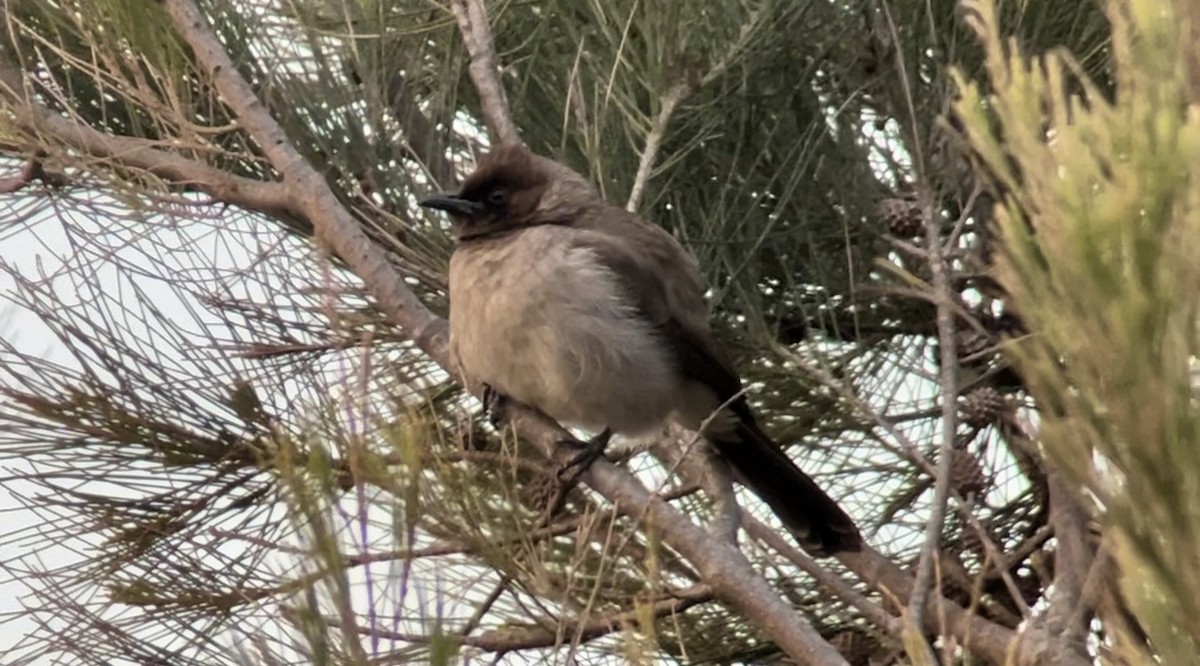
left=520, top=471, right=562, bottom=512
left=830, top=628, right=878, bottom=666
left=960, top=386, right=1006, bottom=427
left=949, top=448, right=988, bottom=497
left=957, top=330, right=993, bottom=360
left=878, top=197, right=924, bottom=238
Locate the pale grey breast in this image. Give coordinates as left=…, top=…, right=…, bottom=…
left=449, top=225, right=680, bottom=435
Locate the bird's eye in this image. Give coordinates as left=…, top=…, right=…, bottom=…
left=485, top=188, right=509, bottom=207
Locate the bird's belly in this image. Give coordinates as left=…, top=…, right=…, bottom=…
left=450, top=236, right=679, bottom=435
left=520, top=312, right=678, bottom=435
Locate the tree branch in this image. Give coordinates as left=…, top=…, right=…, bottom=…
left=448, top=0, right=521, bottom=147
left=838, top=548, right=1016, bottom=666
left=626, top=83, right=687, bottom=212
left=624, top=3, right=767, bottom=212
left=646, top=422, right=1051, bottom=665
left=906, top=192, right=959, bottom=637
left=310, top=585, right=711, bottom=653
left=161, top=0, right=449, bottom=357
left=1016, top=469, right=1093, bottom=662
left=502, top=409, right=851, bottom=665
left=744, top=514, right=899, bottom=636
left=753, top=503, right=1070, bottom=666
left=469, top=584, right=713, bottom=653
left=0, top=67, right=292, bottom=217
left=871, top=6, right=961, bottom=649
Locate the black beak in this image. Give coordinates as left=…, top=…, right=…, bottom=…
left=419, top=194, right=480, bottom=216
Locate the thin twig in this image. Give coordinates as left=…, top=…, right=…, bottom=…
left=660, top=393, right=752, bottom=544
left=744, top=513, right=900, bottom=637
left=458, top=574, right=512, bottom=639
left=905, top=190, right=959, bottom=636
left=878, top=0, right=962, bottom=626
left=624, top=3, right=767, bottom=212
left=0, top=65, right=291, bottom=215
left=866, top=19, right=955, bottom=642
left=626, top=84, right=687, bottom=212
left=449, top=0, right=521, bottom=146
left=380, top=72, right=459, bottom=188
left=944, top=183, right=984, bottom=251
left=313, top=584, right=713, bottom=653
left=958, top=507, right=1033, bottom=619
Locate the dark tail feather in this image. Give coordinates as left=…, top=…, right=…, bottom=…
left=711, top=420, right=861, bottom=556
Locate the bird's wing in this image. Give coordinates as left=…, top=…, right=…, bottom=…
left=573, top=211, right=746, bottom=409
left=575, top=211, right=863, bottom=555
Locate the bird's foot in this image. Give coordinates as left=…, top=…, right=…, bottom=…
left=527, top=430, right=614, bottom=525
left=556, top=428, right=614, bottom=488
left=480, top=383, right=511, bottom=428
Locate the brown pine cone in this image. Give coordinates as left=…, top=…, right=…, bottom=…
left=960, top=386, right=1006, bottom=427
left=878, top=197, right=924, bottom=238
left=950, top=447, right=988, bottom=497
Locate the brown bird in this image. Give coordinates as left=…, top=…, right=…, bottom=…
left=421, top=145, right=861, bottom=556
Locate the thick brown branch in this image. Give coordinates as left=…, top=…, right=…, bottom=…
left=838, top=548, right=1004, bottom=664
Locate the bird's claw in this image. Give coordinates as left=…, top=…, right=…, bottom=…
left=480, top=383, right=510, bottom=427
left=556, top=428, right=614, bottom=488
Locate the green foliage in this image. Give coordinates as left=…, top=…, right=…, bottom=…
left=957, top=0, right=1200, bottom=659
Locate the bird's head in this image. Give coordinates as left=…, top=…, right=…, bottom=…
left=420, top=144, right=598, bottom=241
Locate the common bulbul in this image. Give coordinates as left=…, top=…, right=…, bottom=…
left=421, top=145, right=861, bottom=555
